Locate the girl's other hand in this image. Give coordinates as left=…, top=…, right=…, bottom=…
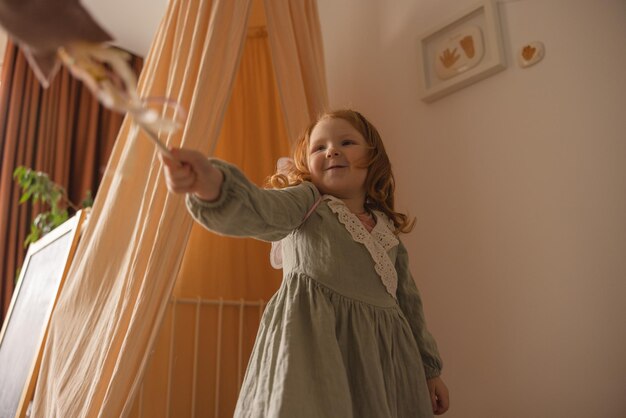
left=160, top=148, right=224, bottom=202
left=427, top=376, right=450, bottom=415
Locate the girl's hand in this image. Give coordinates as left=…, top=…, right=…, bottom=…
left=160, top=148, right=224, bottom=202
left=427, top=376, right=450, bottom=415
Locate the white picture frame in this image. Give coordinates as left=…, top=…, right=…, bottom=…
left=0, top=211, right=87, bottom=418
left=417, top=0, right=506, bottom=102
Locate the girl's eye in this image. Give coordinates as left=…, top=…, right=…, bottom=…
left=342, top=140, right=355, bottom=146
left=312, top=145, right=325, bottom=153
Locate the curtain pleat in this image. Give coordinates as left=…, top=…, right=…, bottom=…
left=126, top=25, right=291, bottom=418
left=0, top=43, right=140, bottom=326
left=28, top=0, right=328, bottom=416
left=263, top=0, right=328, bottom=142
left=31, top=0, right=254, bottom=416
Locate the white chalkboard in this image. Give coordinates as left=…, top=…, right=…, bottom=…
left=0, top=210, right=86, bottom=418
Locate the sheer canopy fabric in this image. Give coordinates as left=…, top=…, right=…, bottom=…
left=31, top=0, right=327, bottom=417
left=264, top=0, right=328, bottom=140
left=127, top=24, right=295, bottom=418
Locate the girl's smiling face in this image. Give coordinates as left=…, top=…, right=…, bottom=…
left=307, top=117, right=370, bottom=200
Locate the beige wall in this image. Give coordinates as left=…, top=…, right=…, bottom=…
left=318, top=0, right=626, bottom=417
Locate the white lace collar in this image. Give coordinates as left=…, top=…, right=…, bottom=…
left=323, top=195, right=400, bottom=299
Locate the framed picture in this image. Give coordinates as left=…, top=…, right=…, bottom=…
left=417, top=0, right=506, bottom=102
left=0, top=210, right=87, bottom=418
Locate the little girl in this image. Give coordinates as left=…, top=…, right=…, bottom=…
left=161, top=109, right=449, bottom=417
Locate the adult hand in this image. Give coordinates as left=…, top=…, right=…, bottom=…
left=160, top=148, right=224, bottom=202
left=427, top=376, right=450, bottom=415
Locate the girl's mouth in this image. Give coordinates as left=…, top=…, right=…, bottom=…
left=326, top=165, right=347, bottom=170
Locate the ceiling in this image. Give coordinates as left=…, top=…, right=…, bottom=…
left=82, top=0, right=268, bottom=56
left=0, top=0, right=282, bottom=63
left=82, top=0, right=168, bottom=57
left=0, top=0, right=273, bottom=71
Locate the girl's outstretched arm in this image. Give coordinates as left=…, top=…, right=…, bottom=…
left=161, top=148, right=319, bottom=241
left=427, top=376, right=450, bottom=415
left=160, top=147, right=224, bottom=201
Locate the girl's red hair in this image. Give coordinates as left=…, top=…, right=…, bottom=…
left=267, top=109, right=415, bottom=234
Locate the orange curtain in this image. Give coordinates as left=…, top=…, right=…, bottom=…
left=264, top=0, right=328, bottom=140
left=127, top=22, right=291, bottom=418
left=0, top=42, right=142, bottom=325
left=31, top=0, right=255, bottom=416
left=175, top=27, right=290, bottom=301
left=126, top=2, right=328, bottom=416
left=30, top=0, right=327, bottom=416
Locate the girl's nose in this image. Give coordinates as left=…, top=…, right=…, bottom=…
left=326, top=148, right=340, bottom=158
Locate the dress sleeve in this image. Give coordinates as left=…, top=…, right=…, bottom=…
left=395, top=240, right=443, bottom=379
left=185, top=159, right=320, bottom=242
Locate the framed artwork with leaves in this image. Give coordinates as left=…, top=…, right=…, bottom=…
left=417, top=0, right=506, bottom=102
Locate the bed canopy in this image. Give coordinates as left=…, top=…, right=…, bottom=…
left=30, top=0, right=327, bottom=416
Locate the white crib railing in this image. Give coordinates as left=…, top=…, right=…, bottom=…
left=132, top=297, right=267, bottom=418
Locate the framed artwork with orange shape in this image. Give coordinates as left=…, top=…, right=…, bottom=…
left=417, top=0, right=506, bottom=102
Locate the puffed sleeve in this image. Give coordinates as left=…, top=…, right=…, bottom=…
left=185, top=158, right=319, bottom=242
left=395, top=240, right=443, bottom=379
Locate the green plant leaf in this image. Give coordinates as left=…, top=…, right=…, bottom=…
left=14, top=165, right=76, bottom=246
left=24, top=223, right=40, bottom=247
left=14, top=266, right=22, bottom=285
left=12, top=166, right=25, bottom=179
left=81, top=190, right=94, bottom=208
left=19, top=190, right=32, bottom=204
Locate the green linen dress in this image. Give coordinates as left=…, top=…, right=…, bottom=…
left=186, top=159, right=443, bottom=418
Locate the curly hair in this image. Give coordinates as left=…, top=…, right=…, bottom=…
left=266, top=109, right=415, bottom=234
